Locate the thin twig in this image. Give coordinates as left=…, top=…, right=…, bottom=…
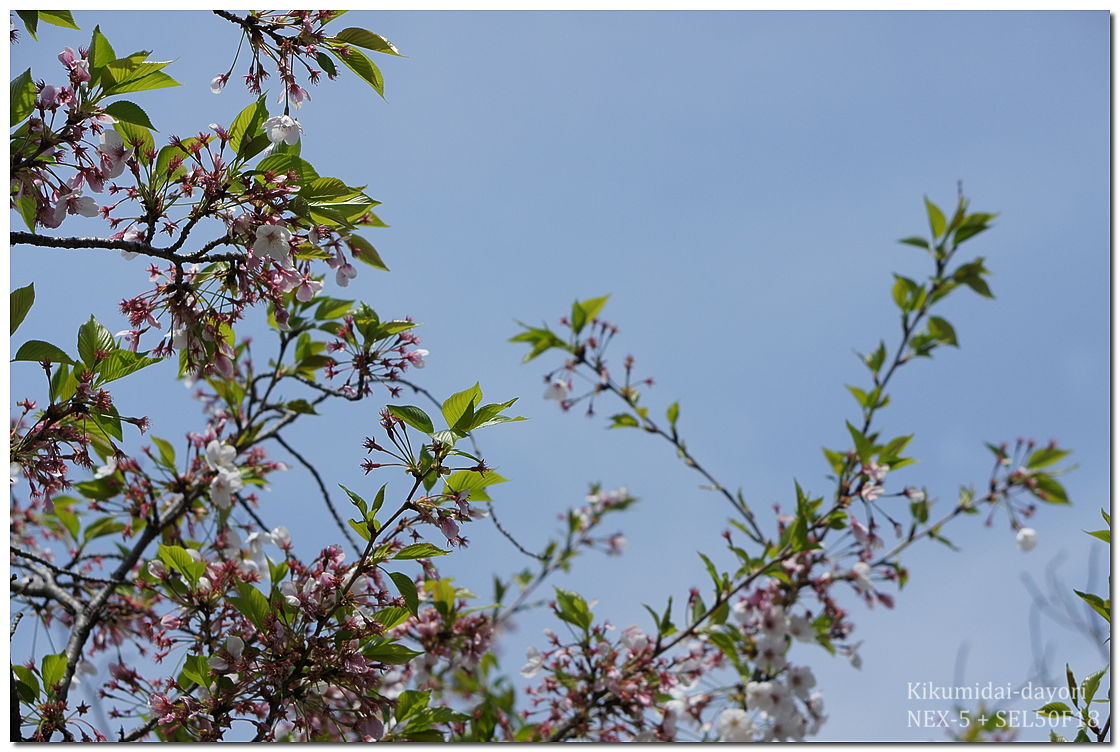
left=272, top=433, right=360, bottom=555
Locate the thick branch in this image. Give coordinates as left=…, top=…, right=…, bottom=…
left=10, top=231, right=241, bottom=264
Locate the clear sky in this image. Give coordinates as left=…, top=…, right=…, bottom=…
left=10, top=10, right=1109, bottom=741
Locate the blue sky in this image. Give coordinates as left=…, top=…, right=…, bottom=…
left=10, top=10, right=1109, bottom=741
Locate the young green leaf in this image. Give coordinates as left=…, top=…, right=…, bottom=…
left=924, top=196, right=946, bottom=240
left=10, top=284, right=34, bottom=336
left=14, top=340, right=75, bottom=365
left=334, top=27, right=402, bottom=55
left=386, top=405, right=434, bottom=434
left=329, top=45, right=385, bottom=97
left=11, top=69, right=36, bottom=127
left=103, top=100, right=156, bottom=130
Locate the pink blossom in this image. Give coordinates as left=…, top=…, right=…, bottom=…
left=437, top=515, right=460, bottom=541
left=335, top=262, right=357, bottom=287
left=97, top=130, right=133, bottom=179
left=58, top=46, right=91, bottom=83
left=295, top=276, right=323, bottom=302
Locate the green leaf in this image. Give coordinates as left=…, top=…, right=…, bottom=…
left=444, top=470, right=507, bottom=502
left=865, top=341, right=887, bottom=372
left=927, top=316, right=958, bottom=347
left=11, top=69, right=37, bottom=127
left=284, top=399, right=319, bottom=415
left=83, top=515, right=125, bottom=542
left=102, top=69, right=179, bottom=96
left=180, top=654, right=210, bottom=689
left=347, top=234, right=389, bottom=271
left=10, top=284, right=34, bottom=336
left=16, top=193, right=37, bottom=231
left=258, top=154, right=319, bottom=186
left=88, top=26, right=116, bottom=74
left=898, top=236, right=930, bottom=249
left=95, top=350, right=160, bottom=385
left=113, top=120, right=155, bottom=164
left=334, top=27, right=402, bottom=55
left=315, top=51, right=337, bottom=77
left=16, top=11, right=38, bottom=40
left=608, top=413, right=640, bottom=429
left=40, top=654, right=67, bottom=693
left=150, top=436, right=176, bottom=469
left=330, top=45, right=384, bottom=96
left=666, top=401, right=680, bottom=428
left=389, top=571, right=419, bottom=615
left=394, top=543, right=449, bottom=560
left=77, top=315, right=116, bottom=366
left=38, top=10, right=79, bottom=30
left=1026, top=446, right=1070, bottom=470
left=339, top=484, right=368, bottom=518
left=228, top=95, right=268, bottom=158
left=301, top=177, right=351, bottom=200
left=442, top=383, right=482, bottom=431
left=13, top=664, right=40, bottom=704
left=231, top=583, right=271, bottom=630
left=891, top=275, right=922, bottom=312
left=1031, top=473, right=1070, bottom=505
left=362, top=639, right=422, bottom=665
left=387, top=404, right=434, bottom=434
left=103, top=100, right=156, bottom=130
left=371, top=606, right=412, bottom=630
left=1073, top=590, right=1110, bottom=623
left=1081, top=668, right=1107, bottom=705
left=13, top=340, right=75, bottom=365
left=554, top=588, right=593, bottom=631
left=1036, top=702, right=1073, bottom=718
left=468, top=398, right=524, bottom=431
left=924, top=197, right=946, bottom=240
left=158, top=544, right=204, bottom=585
left=570, top=295, right=609, bottom=334
left=846, top=421, right=874, bottom=465
left=348, top=518, right=373, bottom=541
left=370, top=483, right=387, bottom=520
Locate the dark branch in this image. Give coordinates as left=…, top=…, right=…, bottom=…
left=10, top=231, right=241, bottom=264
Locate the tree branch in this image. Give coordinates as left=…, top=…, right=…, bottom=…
left=271, top=433, right=360, bottom=556
left=10, top=231, right=241, bottom=264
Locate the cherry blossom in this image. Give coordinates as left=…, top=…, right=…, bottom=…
left=543, top=377, right=569, bottom=401
left=263, top=114, right=303, bottom=145
left=716, top=708, right=756, bottom=742
left=253, top=223, right=293, bottom=266
left=97, top=130, right=133, bottom=179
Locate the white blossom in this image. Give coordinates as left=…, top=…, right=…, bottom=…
left=851, top=561, right=874, bottom=590
left=716, top=708, right=755, bottom=742
left=272, top=526, right=292, bottom=548
left=263, top=114, right=303, bottom=145
left=520, top=646, right=545, bottom=678
left=209, top=466, right=243, bottom=509
left=205, top=440, right=237, bottom=471
left=543, top=378, right=569, bottom=401
left=253, top=223, right=293, bottom=266
left=619, top=625, right=649, bottom=654
left=1017, top=527, right=1037, bottom=552
left=93, top=456, right=118, bottom=479
left=786, top=665, right=816, bottom=699
left=787, top=612, right=814, bottom=643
